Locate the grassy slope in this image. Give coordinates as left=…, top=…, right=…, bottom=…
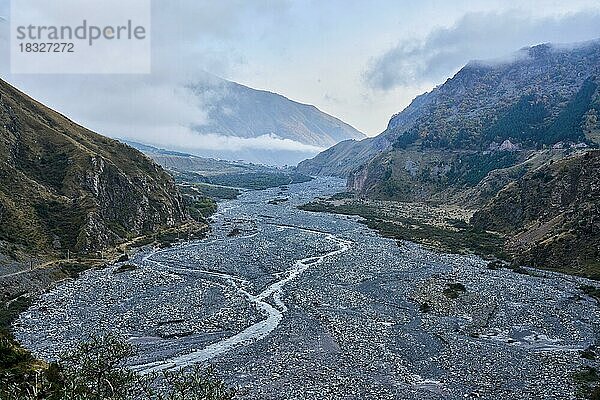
left=0, top=78, right=188, bottom=258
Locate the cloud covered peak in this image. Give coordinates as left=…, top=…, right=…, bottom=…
left=364, top=9, right=600, bottom=91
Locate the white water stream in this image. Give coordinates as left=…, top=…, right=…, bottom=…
left=132, top=226, right=351, bottom=373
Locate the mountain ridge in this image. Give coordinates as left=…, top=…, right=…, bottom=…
left=192, top=78, right=365, bottom=147
left=0, top=78, right=190, bottom=258
left=297, top=39, right=600, bottom=276
left=148, top=75, right=367, bottom=166
left=298, top=39, right=600, bottom=179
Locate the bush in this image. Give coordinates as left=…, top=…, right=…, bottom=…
left=582, top=285, right=600, bottom=302
left=419, top=303, right=432, bottom=313
left=0, top=334, right=236, bottom=400
left=443, top=282, right=466, bottom=299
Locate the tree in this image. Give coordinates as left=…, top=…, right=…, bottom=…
left=0, top=334, right=237, bottom=400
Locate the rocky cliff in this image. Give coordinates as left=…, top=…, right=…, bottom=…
left=0, top=79, right=188, bottom=258
left=472, top=150, right=599, bottom=276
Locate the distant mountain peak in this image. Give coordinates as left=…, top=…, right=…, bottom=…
left=299, top=38, right=600, bottom=177
left=155, top=74, right=366, bottom=166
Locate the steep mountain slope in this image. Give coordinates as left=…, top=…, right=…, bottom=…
left=295, top=137, right=380, bottom=177
left=193, top=78, right=365, bottom=148
left=177, top=76, right=365, bottom=166
left=472, top=150, right=599, bottom=276
left=298, top=40, right=600, bottom=180
left=383, top=43, right=600, bottom=150
left=298, top=40, right=600, bottom=278
left=0, top=79, right=188, bottom=258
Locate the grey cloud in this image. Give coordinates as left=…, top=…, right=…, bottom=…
left=364, top=9, right=600, bottom=91
left=119, top=130, right=324, bottom=154
left=0, top=0, right=296, bottom=154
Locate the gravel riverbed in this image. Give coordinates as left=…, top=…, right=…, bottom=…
left=14, top=178, right=600, bottom=399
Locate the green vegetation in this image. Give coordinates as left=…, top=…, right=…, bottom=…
left=487, top=260, right=506, bottom=270
left=580, top=345, right=597, bottom=361
left=574, top=367, right=599, bottom=383
left=419, top=303, right=432, bottom=313
left=482, top=94, right=548, bottom=146
left=328, top=192, right=355, bottom=201
left=58, top=261, right=92, bottom=279
left=113, top=264, right=138, bottom=274
left=184, top=184, right=240, bottom=200
left=0, top=297, right=32, bottom=334
left=33, top=201, right=89, bottom=251
left=392, top=130, right=419, bottom=149
left=267, top=197, right=289, bottom=205
left=581, top=286, right=600, bottom=303
left=178, top=186, right=218, bottom=221
left=545, top=78, right=598, bottom=145
left=0, top=334, right=236, bottom=400
left=446, top=152, right=520, bottom=186
left=510, top=265, right=534, bottom=276
left=573, top=366, right=600, bottom=400
left=0, top=332, right=37, bottom=380
left=299, top=200, right=506, bottom=260
left=175, top=171, right=312, bottom=190
left=185, top=197, right=218, bottom=221
left=227, top=229, right=242, bottom=238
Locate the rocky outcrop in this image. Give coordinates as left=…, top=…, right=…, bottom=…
left=472, top=150, right=600, bottom=276
left=346, top=148, right=541, bottom=204
left=0, top=78, right=188, bottom=257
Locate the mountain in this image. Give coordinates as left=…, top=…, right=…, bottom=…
left=298, top=40, right=600, bottom=184
left=472, top=150, right=599, bottom=277
left=121, top=140, right=265, bottom=175
left=123, top=140, right=313, bottom=190
left=296, top=39, right=600, bottom=277
left=0, top=79, right=188, bottom=258
left=174, top=76, right=365, bottom=166
left=193, top=78, right=365, bottom=147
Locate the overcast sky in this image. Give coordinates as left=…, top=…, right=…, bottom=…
left=1, top=0, right=600, bottom=149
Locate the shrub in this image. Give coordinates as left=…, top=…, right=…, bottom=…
left=0, top=334, right=236, bottom=400
left=443, top=282, right=466, bottom=299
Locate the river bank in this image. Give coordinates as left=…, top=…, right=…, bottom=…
left=12, top=178, right=600, bottom=399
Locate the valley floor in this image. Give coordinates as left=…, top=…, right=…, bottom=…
left=12, top=178, right=600, bottom=399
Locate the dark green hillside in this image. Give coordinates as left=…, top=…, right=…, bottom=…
left=482, top=94, right=549, bottom=147
left=544, top=77, right=599, bottom=145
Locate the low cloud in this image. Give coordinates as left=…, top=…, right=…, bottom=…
left=119, top=129, right=324, bottom=154
left=0, top=2, right=340, bottom=151
left=364, top=10, right=600, bottom=91
left=0, top=1, right=295, bottom=156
